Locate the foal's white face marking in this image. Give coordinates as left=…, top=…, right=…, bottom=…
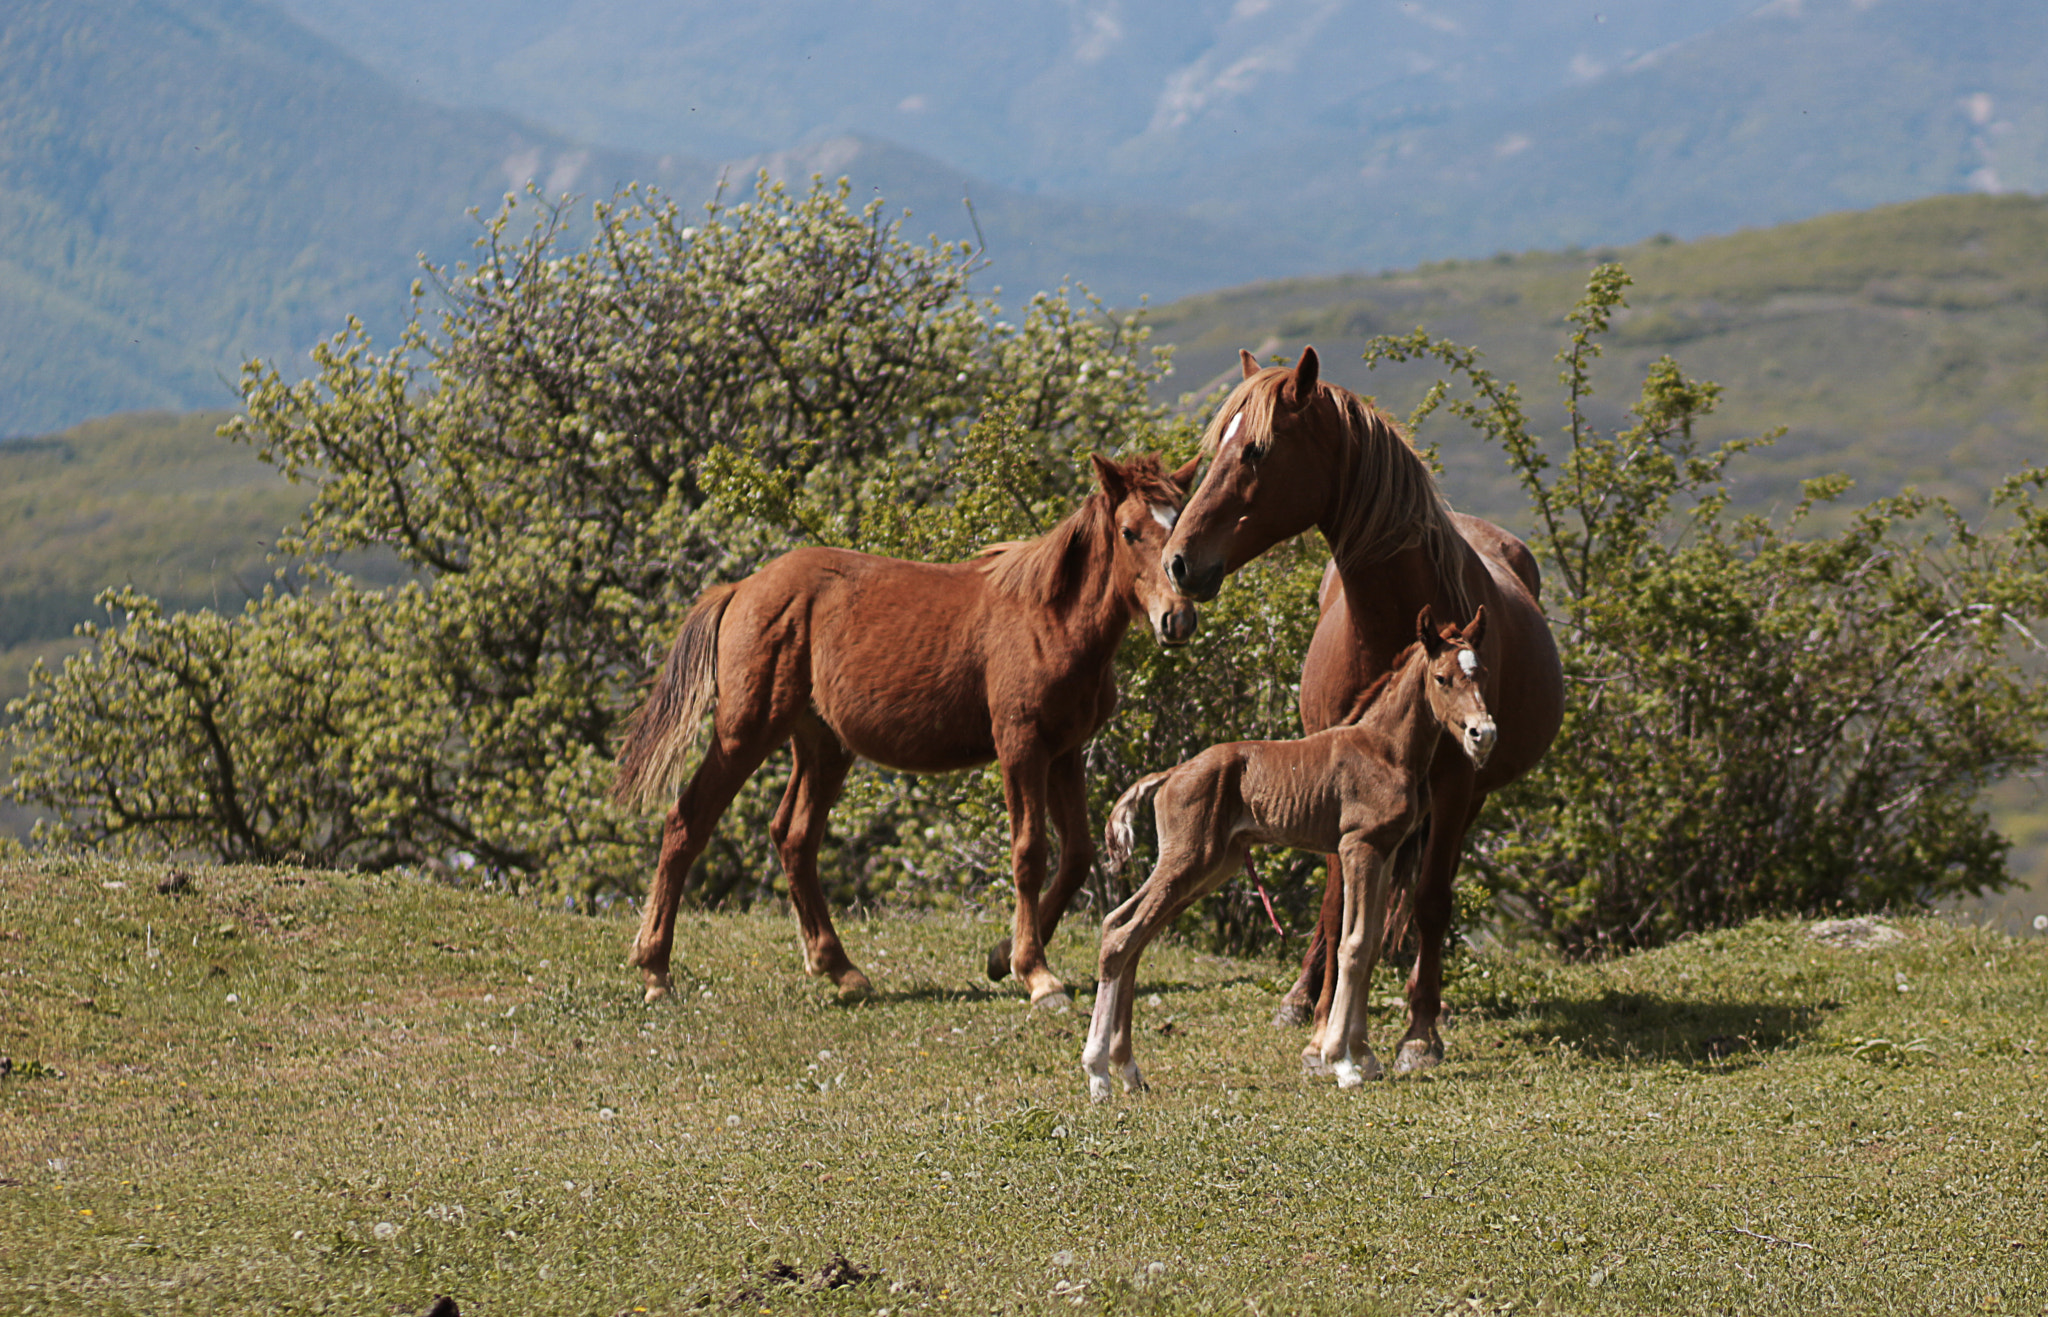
left=1151, top=504, right=1179, bottom=532
left=1220, top=412, right=1243, bottom=449
left=1458, top=649, right=1480, bottom=678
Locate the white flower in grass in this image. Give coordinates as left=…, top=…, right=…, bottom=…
left=1051, top=1250, right=1075, bottom=1268
left=2034, top=915, right=2047, bottom=932
left=725, top=1114, right=742, bottom=1128
left=372, top=1221, right=397, bottom=1240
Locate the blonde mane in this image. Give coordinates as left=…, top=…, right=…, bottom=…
left=1200, top=370, right=1472, bottom=619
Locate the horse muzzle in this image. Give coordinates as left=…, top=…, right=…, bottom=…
left=1154, top=601, right=1199, bottom=647
left=1463, top=718, right=1498, bottom=767
left=1165, top=551, right=1224, bottom=603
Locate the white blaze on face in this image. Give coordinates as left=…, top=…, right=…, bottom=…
left=1151, top=504, right=1178, bottom=531
left=1220, top=412, right=1243, bottom=450
left=1457, top=649, right=1480, bottom=678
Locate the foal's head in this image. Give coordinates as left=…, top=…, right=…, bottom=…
left=1416, top=604, right=1497, bottom=767
left=1092, top=452, right=1200, bottom=647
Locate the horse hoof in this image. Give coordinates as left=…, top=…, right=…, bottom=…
left=986, top=939, right=1014, bottom=982
left=1031, top=989, right=1074, bottom=1014
left=642, top=982, right=673, bottom=1005
left=1272, top=999, right=1314, bottom=1028
left=1300, top=1050, right=1333, bottom=1077
left=1393, top=1039, right=1442, bottom=1075
left=1122, top=1064, right=1148, bottom=1095
left=835, top=972, right=874, bottom=1004
left=1085, top=1070, right=1113, bottom=1103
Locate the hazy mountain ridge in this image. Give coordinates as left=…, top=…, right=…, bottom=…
left=0, top=0, right=1313, bottom=434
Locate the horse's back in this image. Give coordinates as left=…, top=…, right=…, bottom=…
left=721, top=545, right=1003, bottom=771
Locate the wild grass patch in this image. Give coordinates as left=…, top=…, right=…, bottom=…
left=2, top=858, right=2045, bottom=1314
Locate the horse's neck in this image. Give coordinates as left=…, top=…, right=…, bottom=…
left=1358, top=654, right=1444, bottom=779
left=1047, top=533, right=1134, bottom=657
left=1329, top=542, right=1443, bottom=654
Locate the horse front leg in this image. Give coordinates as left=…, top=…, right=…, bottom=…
left=997, top=750, right=1067, bottom=1005
left=1393, top=777, right=1479, bottom=1075
left=1319, top=836, right=1394, bottom=1088
left=987, top=748, right=1094, bottom=984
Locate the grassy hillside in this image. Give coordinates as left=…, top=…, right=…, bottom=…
left=3, top=857, right=2046, bottom=1312
left=0, top=412, right=310, bottom=712
left=1152, top=192, right=2048, bottom=525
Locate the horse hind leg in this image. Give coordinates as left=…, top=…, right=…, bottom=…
left=1082, top=848, right=1232, bottom=1101
left=776, top=717, right=867, bottom=1002
left=631, top=734, right=780, bottom=1003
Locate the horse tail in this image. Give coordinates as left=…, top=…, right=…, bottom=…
left=1103, top=769, right=1172, bottom=872
left=612, top=584, right=740, bottom=810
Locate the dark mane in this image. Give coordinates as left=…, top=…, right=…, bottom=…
left=1200, top=371, right=1472, bottom=618
left=978, top=455, right=1182, bottom=604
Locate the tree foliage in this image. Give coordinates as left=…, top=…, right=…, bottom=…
left=1371, top=265, right=2048, bottom=954
left=8, top=179, right=1186, bottom=895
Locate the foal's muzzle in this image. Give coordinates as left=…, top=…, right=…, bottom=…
left=1155, top=602, right=1199, bottom=646
left=1463, top=718, right=1498, bottom=767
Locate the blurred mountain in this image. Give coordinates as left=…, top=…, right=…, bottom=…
left=0, top=0, right=1312, bottom=435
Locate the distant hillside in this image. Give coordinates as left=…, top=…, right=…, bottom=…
left=1150, top=192, right=2048, bottom=526
left=274, top=0, right=2048, bottom=273
left=0, top=0, right=1306, bottom=435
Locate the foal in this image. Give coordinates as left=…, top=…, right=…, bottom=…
left=1081, top=606, right=1495, bottom=1099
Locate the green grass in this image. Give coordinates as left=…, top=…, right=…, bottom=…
left=4, top=858, right=2047, bottom=1314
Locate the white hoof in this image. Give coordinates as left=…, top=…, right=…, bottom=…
left=1086, top=1069, right=1113, bottom=1103
left=1031, top=990, right=1074, bottom=1014
left=1300, top=1049, right=1333, bottom=1077
left=1121, top=1062, right=1147, bottom=1095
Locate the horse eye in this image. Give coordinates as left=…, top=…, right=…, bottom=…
left=1243, top=444, right=1266, bottom=464
left=1121, top=527, right=1139, bottom=543
left=1436, top=673, right=1451, bottom=686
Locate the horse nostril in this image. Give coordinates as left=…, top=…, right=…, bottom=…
left=1167, top=553, right=1187, bottom=585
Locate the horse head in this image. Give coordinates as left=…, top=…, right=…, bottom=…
left=1417, top=604, right=1496, bottom=767
left=1091, top=452, right=1200, bottom=647
left=1162, top=346, right=1336, bottom=601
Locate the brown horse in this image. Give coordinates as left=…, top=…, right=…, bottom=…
left=614, top=453, right=1199, bottom=1006
left=1082, top=606, right=1495, bottom=1099
left=1162, top=347, right=1564, bottom=1074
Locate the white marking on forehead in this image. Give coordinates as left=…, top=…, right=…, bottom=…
left=1458, top=650, right=1479, bottom=678
left=1221, top=413, right=1243, bottom=448
left=1151, top=504, right=1178, bottom=531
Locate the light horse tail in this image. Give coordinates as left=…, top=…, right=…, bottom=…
left=1103, top=769, right=1173, bottom=872
left=613, top=583, right=740, bottom=810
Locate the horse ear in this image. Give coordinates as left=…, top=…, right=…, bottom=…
left=1284, top=345, right=1320, bottom=407
left=1462, top=604, right=1489, bottom=650
left=1416, top=604, right=1443, bottom=655
left=1169, top=453, right=1201, bottom=493
left=1239, top=348, right=1260, bottom=379
left=1089, top=452, right=1128, bottom=501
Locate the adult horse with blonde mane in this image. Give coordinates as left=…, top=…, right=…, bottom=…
left=614, top=453, right=1198, bottom=1007
left=1162, top=348, right=1564, bottom=1074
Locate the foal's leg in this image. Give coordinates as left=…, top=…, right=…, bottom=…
left=997, top=748, right=1069, bottom=1005
left=1082, top=845, right=1234, bottom=1100
left=1320, top=837, right=1394, bottom=1088
left=1393, top=776, right=1480, bottom=1075
left=630, top=734, right=781, bottom=1003
left=775, top=716, right=867, bottom=1002
left=986, top=748, right=1094, bottom=985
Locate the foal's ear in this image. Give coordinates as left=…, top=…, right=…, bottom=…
left=1461, top=604, right=1489, bottom=650
left=1416, top=604, right=1443, bottom=655
left=1239, top=347, right=1261, bottom=379
left=1169, top=452, right=1202, bottom=493
left=1283, top=346, right=1321, bottom=407
left=1089, top=452, right=1128, bottom=500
